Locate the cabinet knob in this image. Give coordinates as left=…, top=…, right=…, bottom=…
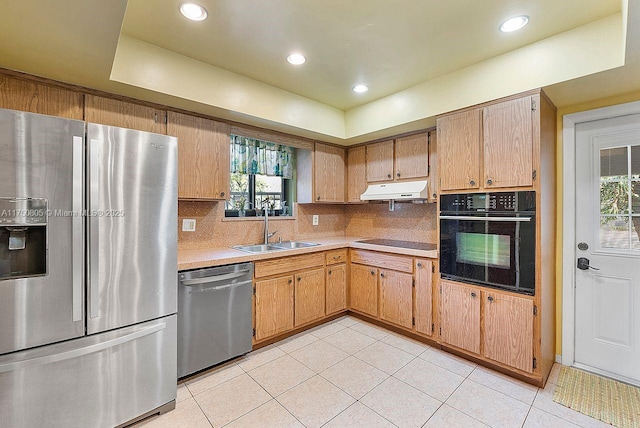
left=417, top=262, right=422, bottom=268
left=397, top=172, right=401, bottom=178
left=488, top=295, right=494, bottom=302
left=469, top=180, right=476, bottom=186
left=297, top=277, right=301, bottom=282
left=387, top=174, right=392, bottom=179
left=220, top=191, right=225, bottom=197
left=317, top=196, right=321, bottom=201
left=370, top=271, right=375, bottom=276
left=288, top=279, right=292, bottom=284
left=380, top=273, right=385, bottom=278
left=486, top=179, right=493, bottom=185
left=328, top=270, right=332, bottom=275
left=471, top=292, right=477, bottom=298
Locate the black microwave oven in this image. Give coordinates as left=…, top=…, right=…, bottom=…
left=439, top=191, right=536, bottom=295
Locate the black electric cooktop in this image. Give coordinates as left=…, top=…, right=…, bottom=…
left=356, top=239, right=436, bottom=251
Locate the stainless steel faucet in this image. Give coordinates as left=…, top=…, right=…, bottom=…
left=263, top=203, right=277, bottom=244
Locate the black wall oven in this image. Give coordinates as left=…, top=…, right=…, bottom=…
left=439, top=191, right=536, bottom=295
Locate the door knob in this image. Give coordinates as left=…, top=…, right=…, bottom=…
left=577, top=257, right=600, bottom=271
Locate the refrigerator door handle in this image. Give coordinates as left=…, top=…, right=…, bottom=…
left=0, top=320, right=166, bottom=373
left=88, top=139, right=100, bottom=319
left=72, top=135, right=84, bottom=322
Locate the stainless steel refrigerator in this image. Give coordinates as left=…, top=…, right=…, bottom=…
left=0, top=109, right=178, bottom=428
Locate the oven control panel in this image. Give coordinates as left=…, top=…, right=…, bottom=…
left=440, top=191, right=535, bottom=213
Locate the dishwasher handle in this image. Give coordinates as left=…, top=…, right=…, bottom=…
left=184, top=279, right=252, bottom=294
left=181, top=270, right=251, bottom=286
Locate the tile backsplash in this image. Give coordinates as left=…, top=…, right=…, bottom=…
left=178, top=200, right=437, bottom=250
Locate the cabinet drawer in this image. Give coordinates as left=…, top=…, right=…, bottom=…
left=255, top=252, right=325, bottom=278
left=350, top=249, right=413, bottom=273
left=326, top=249, right=348, bottom=265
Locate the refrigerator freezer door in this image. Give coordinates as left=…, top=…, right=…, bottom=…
left=0, top=109, right=85, bottom=355
left=0, top=315, right=177, bottom=428
left=86, top=124, right=177, bottom=334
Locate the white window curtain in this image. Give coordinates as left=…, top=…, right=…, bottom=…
left=230, top=135, right=294, bottom=179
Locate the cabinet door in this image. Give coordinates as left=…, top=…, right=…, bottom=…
left=326, top=263, right=347, bottom=315
left=379, top=269, right=413, bottom=329
left=395, top=132, right=428, bottom=180
left=350, top=264, right=378, bottom=316
left=255, top=276, right=294, bottom=341
left=0, top=75, right=83, bottom=120
left=366, top=140, right=394, bottom=182
left=483, top=291, right=534, bottom=373
left=294, top=268, right=326, bottom=326
left=437, top=110, right=481, bottom=191
left=314, top=143, right=345, bottom=202
left=85, top=95, right=166, bottom=134
left=167, top=112, right=230, bottom=200
left=483, top=96, right=533, bottom=188
left=440, top=281, right=480, bottom=354
left=414, top=259, right=433, bottom=336
left=427, top=130, right=438, bottom=203
left=347, top=145, right=367, bottom=203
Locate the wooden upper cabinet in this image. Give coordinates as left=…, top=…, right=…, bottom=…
left=483, top=96, right=533, bottom=188
left=254, top=275, right=294, bottom=341
left=440, top=280, right=481, bottom=354
left=350, top=264, right=378, bottom=317
left=167, top=112, right=230, bottom=200
left=326, top=263, right=347, bottom=315
left=483, top=290, right=534, bottom=373
left=414, top=259, right=433, bottom=336
left=395, top=132, right=428, bottom=180
left=314, top=143, right=346, bottom=202
left=427, top=131, right=438, bottom=203
left=0, top=75, right=84, bottom=120
left=85, top=95, right=166, bottom=134
left=366, top=140, right=394, bottom=182
left=378, top=269, right=413, bottom=329
left=294, top=268, right=326, bottom=326
left=347, top=145, right=367, bottom=203
left=437, top=109, right=481, bottom=191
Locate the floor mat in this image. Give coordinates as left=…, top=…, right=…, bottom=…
left=553, top=366, right=640, bottom=428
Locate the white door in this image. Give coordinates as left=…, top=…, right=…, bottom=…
left=575, top=114, right=640, bottom=385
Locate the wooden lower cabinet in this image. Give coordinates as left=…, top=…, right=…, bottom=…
left=483, top=290, right=534, bottom=373
left=379, top=269, right=413, bottom=329
left=326, top=263, right=347, bottom=315
left=414, top=259, right=433, bottom=336
left=350, top=264, right=378, bottom=317
left=294, top=268, right=326, bottom=326
left=440, top=280, right=481, bottom=354
left=254, top=276, right=294, bottom=341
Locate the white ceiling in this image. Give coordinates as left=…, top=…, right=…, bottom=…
left=0, top=0, right=639, bottom=143
left=121, top=0, right=620, bottom=110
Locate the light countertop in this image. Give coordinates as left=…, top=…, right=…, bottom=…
left=178, top=236, right=438, bottom=271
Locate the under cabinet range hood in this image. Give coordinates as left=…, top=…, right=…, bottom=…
left=360, top=180, right=429, bottom=201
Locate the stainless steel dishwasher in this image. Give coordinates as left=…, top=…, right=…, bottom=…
left=177, top=262, right=253, bottom=378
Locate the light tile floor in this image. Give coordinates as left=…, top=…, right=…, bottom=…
left=134, top=316, right=611, bottom=428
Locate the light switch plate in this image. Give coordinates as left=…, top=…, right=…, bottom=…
left=182, top=219, right=196, bottom=232
left=312, top=215, right=319, bottom=226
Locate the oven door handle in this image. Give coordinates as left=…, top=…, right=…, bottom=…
left=439, top=215, right=532, bottom=222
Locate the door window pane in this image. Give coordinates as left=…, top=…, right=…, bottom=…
left=632, top=217, right=640, bottom=250
left=632, top=145, right=640, bottom=178
left=600, top=147, right=628, bottom=179
left=600, top=216, right=630, bottom=249
left=633, top=182, right=640, bottom=214
left=600, top=181, right=629, bottom=214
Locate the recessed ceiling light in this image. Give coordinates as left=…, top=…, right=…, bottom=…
left=499, top=15, right=529, bottom=33
left=287, top=53, right=306, bottom=65
left=352, top=84, right=369, bottom=93
left=180, top=3, right=208, bottom=21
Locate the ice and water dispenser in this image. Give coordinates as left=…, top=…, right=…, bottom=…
left=0, top=198, right=47, bottom=280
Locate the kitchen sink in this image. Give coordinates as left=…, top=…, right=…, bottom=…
left=271, top=241, right=320, bottom=249
left=232, top=244, right=284, bottom=253
left=232, top=241, right=320, bottom=253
